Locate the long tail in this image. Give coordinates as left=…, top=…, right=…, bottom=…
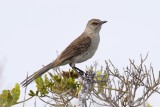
left=21, top=62, right=55, bottom=87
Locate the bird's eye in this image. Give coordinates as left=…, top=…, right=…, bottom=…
left=92, top=22, right=98, bottom=26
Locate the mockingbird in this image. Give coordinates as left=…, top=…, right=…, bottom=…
left=21, top=19, right=107, bottom=87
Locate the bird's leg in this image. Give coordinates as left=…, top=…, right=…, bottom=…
left=72, top=67, right=84, bottom=79
left=74, top=67, right=85, bottom=75
left=69, top=64, right=86, bottom=77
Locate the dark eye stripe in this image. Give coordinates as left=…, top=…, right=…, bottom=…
left=92, top=22, right=99, bottom=25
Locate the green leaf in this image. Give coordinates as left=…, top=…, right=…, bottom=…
left=29, top=90, right=35, bottom=96
left=11, top=83, right=20, bottom=105
left=0, top=90, right=9, bottom=106
left=146, top=103, right=152, bottom=107
left=35, top=76, right=49, bottom=96
left=0, top=83, right=20, bottom=107
left=35, top=76, right=44, bottom=88
left=103, top=70, right=107, bottom=79
left=96, top=70, right=102, bottom=76
left=75, top=85, right=81, bottom=96
left=96, top=70, right=103, bottom=81
left=44, top=74, right=50, bottom=86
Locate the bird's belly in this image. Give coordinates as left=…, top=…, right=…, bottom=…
left=74, top=34, right=100, bottom=63
left=75, top=50, right=96, bottom=63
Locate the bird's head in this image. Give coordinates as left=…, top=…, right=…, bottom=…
left=85, top=19, right=107, bottom=33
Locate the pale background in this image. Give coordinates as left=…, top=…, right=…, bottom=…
left=0, top=0, right=160, bottom=107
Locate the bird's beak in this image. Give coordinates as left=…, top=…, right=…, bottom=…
left=100, top=21, right=107, bottom=25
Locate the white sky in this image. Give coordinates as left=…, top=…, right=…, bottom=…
left=0, top=0, right=160, bottom=107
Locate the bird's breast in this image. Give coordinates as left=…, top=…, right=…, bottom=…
left=74, top=33, right=100, bottom=63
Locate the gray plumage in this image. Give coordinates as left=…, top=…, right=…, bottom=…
left=21, top=19, right=107, bottom=87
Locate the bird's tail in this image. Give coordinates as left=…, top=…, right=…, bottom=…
left=21, top=62, right=55, bottom=87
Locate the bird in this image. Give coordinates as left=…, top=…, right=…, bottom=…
left=21, top=19, right=107, bottom=87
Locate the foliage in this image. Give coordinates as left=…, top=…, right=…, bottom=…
left=0, top=55, right=159, bottom=107
left=0, top=83, right=20, bottom=107
left=146, top=102, right=152, bottom=107
left=96, top=70, right=107, bottom=93
left=28, top=69, right=80, bottom=106
left=89, top=55, right=160, bottom=107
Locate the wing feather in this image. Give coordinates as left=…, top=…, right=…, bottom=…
left=59, top=34, right=91, bottom=61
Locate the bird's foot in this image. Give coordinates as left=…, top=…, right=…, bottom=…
left=72, top=67, right=88, bottom=77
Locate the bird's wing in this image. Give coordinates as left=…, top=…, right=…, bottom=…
left=59, top=34, right=91, bottom=62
